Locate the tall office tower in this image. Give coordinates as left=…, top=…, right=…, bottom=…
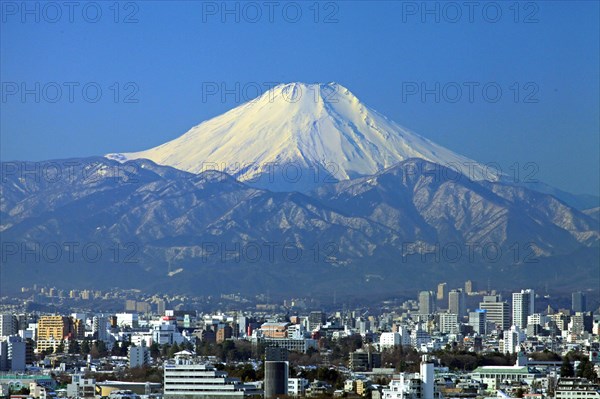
left=571, top=291, right=586, bottom=313
left=479, top=295, right=510, bottom=331
left=465, top=280, right=476, bottom=294
left=418, top=291, right=436, bottom=314
left=308, top=311, right=326, bottom=331
left=512, top=289, right=535, bottom=329
left=157, top=299, right=166, bottom=316
left=448, top=289, right=466, bottom=319
left=0, top=314, right=18, bottom=337
left=437, top=283, right=447, bottom=303
left=468, top=309, right=487, bottom=335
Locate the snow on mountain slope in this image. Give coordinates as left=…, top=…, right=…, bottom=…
left=106, top=82, right=491, bottom=190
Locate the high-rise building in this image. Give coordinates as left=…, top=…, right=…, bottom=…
left=502, top=325, right=524, bottom=354
left=512, top=289, right=535, bottom=329
left=468, top=309, right=487, bottom=335
left=571, top=291, right=586, bottom=313
left=157, top=299, right=166, bottom=316
left=465, top=280, right=476, bottom=294
left=0, top=314, right=17, bottom=337
left=437, top=283, right=447, bottom=303
left=448, top=289, right=466, bottom=319
left=37, top=316, right=71, bottom=341
left=418, top=291, right=436, bottom=315
left=264, top=347, right=289, bottom=399
left=92, top=316, right=109, bottom=342
left=308, top=311, right=326, bottom=331
left=479, top=295, right=510, bottom=331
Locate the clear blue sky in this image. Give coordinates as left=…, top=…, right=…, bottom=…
left=1, top=1, right=598, bottom=195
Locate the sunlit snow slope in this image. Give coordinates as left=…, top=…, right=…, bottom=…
left=107, top=82, right=489, bottom=190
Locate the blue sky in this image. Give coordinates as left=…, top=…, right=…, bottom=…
left=1, top=1, right=599, bottom=195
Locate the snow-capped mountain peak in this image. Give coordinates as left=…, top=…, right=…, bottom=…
left=106, top=82, right=488, bottom=190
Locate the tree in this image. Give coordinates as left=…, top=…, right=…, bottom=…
left=561, top=357, right=574, bottom=377
left=576, top=358, right=598, bottom=381
left=68, top=340, right=80, bottom=354
left=55, top=341, right=65, bottom=354
left=168, top=342, right=180, bottom=358
left=150, top=342, right=160, bottom=359
left=81, top=340, right=91, bottom=355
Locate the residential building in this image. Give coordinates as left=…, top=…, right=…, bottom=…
left=448, top=289, right=466, bottom=319
left=418, top=291, right=436, bottom=315
left=512, top=289, right=535, bottom=329
left=571, top=292, right=587, bottom=313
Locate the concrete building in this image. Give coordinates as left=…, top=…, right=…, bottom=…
left=502, top=325, right=525, bottom=354
left=448, top=289, right=466, bottom=319
left=264, top=361, right=288, bottom=398
left=349, top=349, right=381, bottom=372
left=381, top=356, right=441, bottom=399
left=288, top=378, right=308, bottom=397
left=0, top=336, right=25, bottom=371
left=380, top=332, right=401, bottom=349
left=436, top=283, right=447, bottom=303
left=163, top=355, right=261, bottom=398
left=66, top=375, right=96, bottom=398
left=479, top=295, right=510, bottom=331
left=308, top=311, right=326, bottom=331
left=439, top=313, right=459, bottom=335
left=465, top=280, right=476, bottom=294
left=571, top=292, right=587, bottom=313
left=418, top=291, right=436, bottom=315
left=129, top=343, right=150, bottom=368
left=555, top=378, right=600, bottom=399
left=512, top=289, right=535, bottom=329
left=0, top=314, right=17, bottom=337
left=468, top=309, right=487, bottom=335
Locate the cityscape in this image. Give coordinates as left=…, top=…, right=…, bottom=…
left=0, top=282, right=598, bottom=398
left=1, top=1, right=599, bottom=399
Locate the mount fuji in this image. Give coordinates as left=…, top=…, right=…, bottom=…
left=2, top=82, right=598, bottom=296
left=107, top=82, right=493, bottom=191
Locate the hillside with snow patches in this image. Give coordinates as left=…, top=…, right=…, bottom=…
left=106, top=82, right=492, bottom=190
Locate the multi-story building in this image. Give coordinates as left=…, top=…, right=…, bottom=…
left=308, top=312, right=326, bottom=331
left=555, top=378, right=600, bottom=399
left=382, top=356, right=441, bottom=399
left=448, top=289, right=466, bottom=319
left=129, top=343, right=150, bottom=368
left=0, top=314, right=18, bottom=337
left=465, top=280, right=476, bottom=294
left=436, top=283, right=447, bottom=303
left=260, top=322, right=289, bottom=338
left=163, top=355, right=261, bottom=398
left=349, top=349, right=381, bottom=372
left=37, top=316, right=72, bottom=351
left=479, top=295, right=510, bottom=331
left=418, top=291, right=436, bottom=315
left=288, top=378, right=308, bottom=397
left=571, top=291, right=587, bottom=313
left=468, top=310, right=487, bottom=335
left=502, top=325, right=525, bottom=354
left=380, top=332, right=401, bottom=349
left=439, top=313, right=459, bottom=334
left=512, top=289, right=534, bottom=329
